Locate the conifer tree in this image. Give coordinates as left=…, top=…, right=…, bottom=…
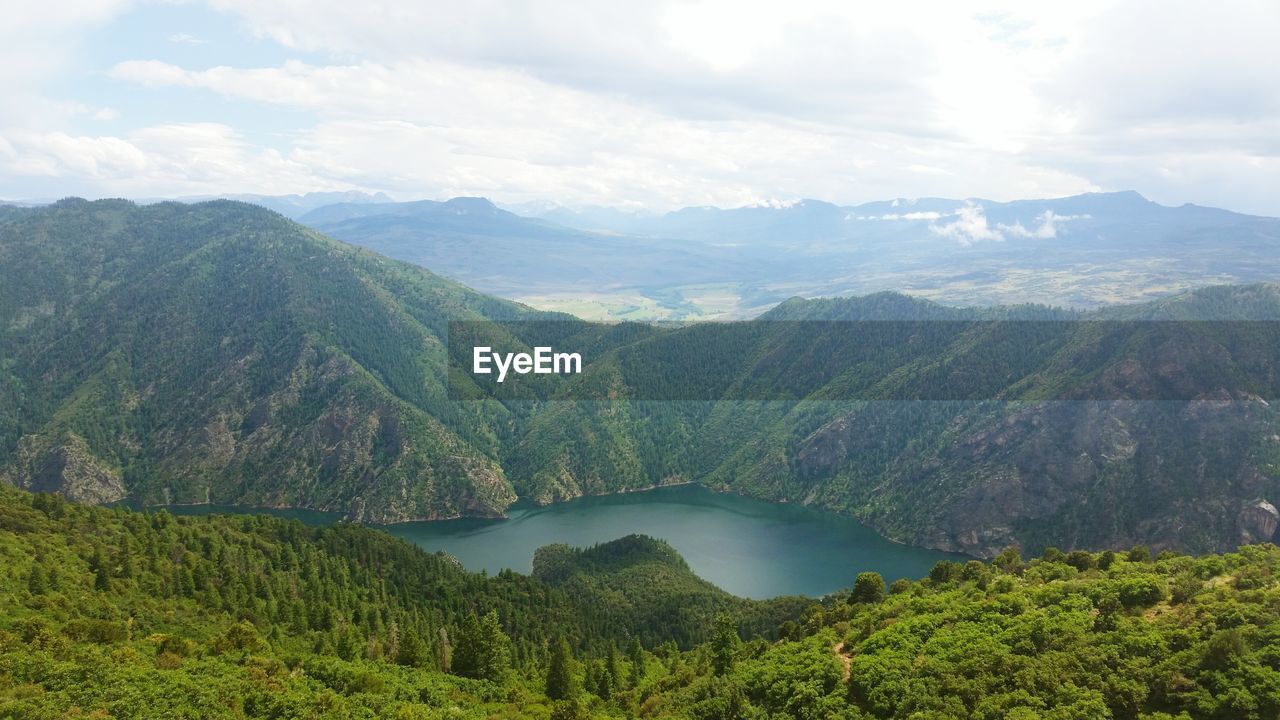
left=545, top=636, right=575, bottom=700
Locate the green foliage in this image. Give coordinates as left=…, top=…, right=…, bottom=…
left=1117, top=574, right=1166, bottom=608
left=4, top=481, right=1280, bottom=717
left=545, top=636, right=576, bottom=700
left=451, top=611, right=511, bottom=683
left=531, top=535, right=807, bottom=649
left=0, top=487, right=815, bottom=717
left=851, top=572, right=886, bottom=603
left=710, top=615, right=741, bottom=676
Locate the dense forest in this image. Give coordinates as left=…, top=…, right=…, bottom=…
left=2, top=198, right=1279, bottom=558
left=3, top=486, right=1280, bottom=718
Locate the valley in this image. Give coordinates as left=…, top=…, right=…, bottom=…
left=303, top=192, right=1280, bottom=320
left=160, top=484, right=967, bottom=599
left=4, top=198, right=1280, bottom=562
left=5, top=5, right=1278, bottom=716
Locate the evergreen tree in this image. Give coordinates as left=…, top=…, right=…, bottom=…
left=92, top=547, right=111, bottom=591
left=628, top=636, right=645, bottom=686
left=545, top=636, right=575, bottom=700
left=452, top=611, right=511, bottom=682
left=397, top=629, right=430, bottom=668
left=710, top=615, right=740, bottom=676
left=605, top=642, right=622, bottom=693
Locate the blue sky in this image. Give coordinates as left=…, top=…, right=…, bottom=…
left=3, top=1, right=1278, bottom=214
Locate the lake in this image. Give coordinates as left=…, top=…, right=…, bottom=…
left=159, top=484, right=967, bottom=599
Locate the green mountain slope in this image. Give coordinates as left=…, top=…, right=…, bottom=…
left=0, top=198, right=544, bottom=521
left=508, top=288, right=1280, bottom=557
left=532, top=535, right=810, bottom=649
left=4, top=486, right=1280, bottom=719
left=0, top=486, right=808, bottom=718
left=4, top=199, right=1280, bottom=558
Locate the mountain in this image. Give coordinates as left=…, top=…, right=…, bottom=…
left=532, top=534, right=809, bottom=649
left=496, top=201, right=659, bottom=235
left=302, top=191, right=1280, bottom=320
left=4, top=199, right=1280, bottom=559
left=300, top=197, right=751, bottom=319
left=0, top=198, right=544, bottom=522
left=484, top=285, right=1280, bottom=557
left=4, top=484, right=1280, bottom=718
left=187, top=191, right=395, bottom=219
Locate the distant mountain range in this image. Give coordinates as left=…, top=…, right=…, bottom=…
left=11, top=189, right=1279, bottom=320
left=171, top=190, right=395, bottom=219
left=3, top=199, right=1279, bottom=558
left=299, top=191, right=1280, bottom=319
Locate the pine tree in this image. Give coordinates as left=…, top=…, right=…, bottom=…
left=628, top=636, right=645, bottom=686
left=398, top=629, right=429, bottom=668
left=710, top=615, right=740, bottom=676
left=451, top=611, right=511, bottom=682
left=545, top=636, right=575, bottom=700
left=605, top=642, right=622, bottom=693
left=92, top=547, right=111, bottom=592
left=116, top=536, right=135, bottom=579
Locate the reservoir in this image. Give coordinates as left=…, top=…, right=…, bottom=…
left=161, top=484, right=967, bottom=599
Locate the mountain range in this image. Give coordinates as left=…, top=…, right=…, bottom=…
left=3, top=198, right=1279, bottom=558
left=301, top=191, right=1280, bottom=320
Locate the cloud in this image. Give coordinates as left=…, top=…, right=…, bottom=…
left=95, top=57, right=1100, bottom=207
left=0, top=123, right=345, bottom=198
left=928, top=205, right=1088, bottom=244
left=928, top=204, right=1004, bottom=245
left=167, top=33, right=206, bottom=45
left=882, top=211, right=945, bottom=221
left=999, top=210, right=1089, bottom=239
left=5, top=1, right=1280, bottom=212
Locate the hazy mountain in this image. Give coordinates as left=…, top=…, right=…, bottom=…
left=301, top=197, right=751, bottom=317
left=169, top=190, right=395, bottom=219
left=302, top=191, right=1280, bottom=319
left=500, top=200, right=661, bottom=235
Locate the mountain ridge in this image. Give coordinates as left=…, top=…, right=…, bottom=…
left=4, top=199, right=1280, bottom=559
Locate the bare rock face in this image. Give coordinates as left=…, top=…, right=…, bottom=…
left=1239, top=499, right=1280, bottom=544
left=14, top=434, right=127, bottom=505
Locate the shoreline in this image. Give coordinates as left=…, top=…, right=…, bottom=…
left=110, top=480, right=974, bottom=560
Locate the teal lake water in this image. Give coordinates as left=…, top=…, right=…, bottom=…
left=158, top=484, right=967, bottom=599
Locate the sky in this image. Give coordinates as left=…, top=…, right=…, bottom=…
left=2, top=0, right=1278, bottom=214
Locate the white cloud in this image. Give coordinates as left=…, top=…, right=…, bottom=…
left=929, top=204, right=1004, bottom=245
left=0, top=123, right=347, bottom=198
left=4, top=1, right=1280, bottom=212
left=999, top=210, right=1088, bottom=239
left=882, top=211, right=945, bottom=221
left=928, top=205, right=1088, bottom=244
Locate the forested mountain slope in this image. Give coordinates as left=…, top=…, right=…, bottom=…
left=501, top=287, right=1280, bottom=557
left=0, top=487, right=805, bottom=717
left=0, top=198, right=548, bottom=522
left=3, top=486, right=1280, bottom=719
left=3, top=199, right=1280, bottom=558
